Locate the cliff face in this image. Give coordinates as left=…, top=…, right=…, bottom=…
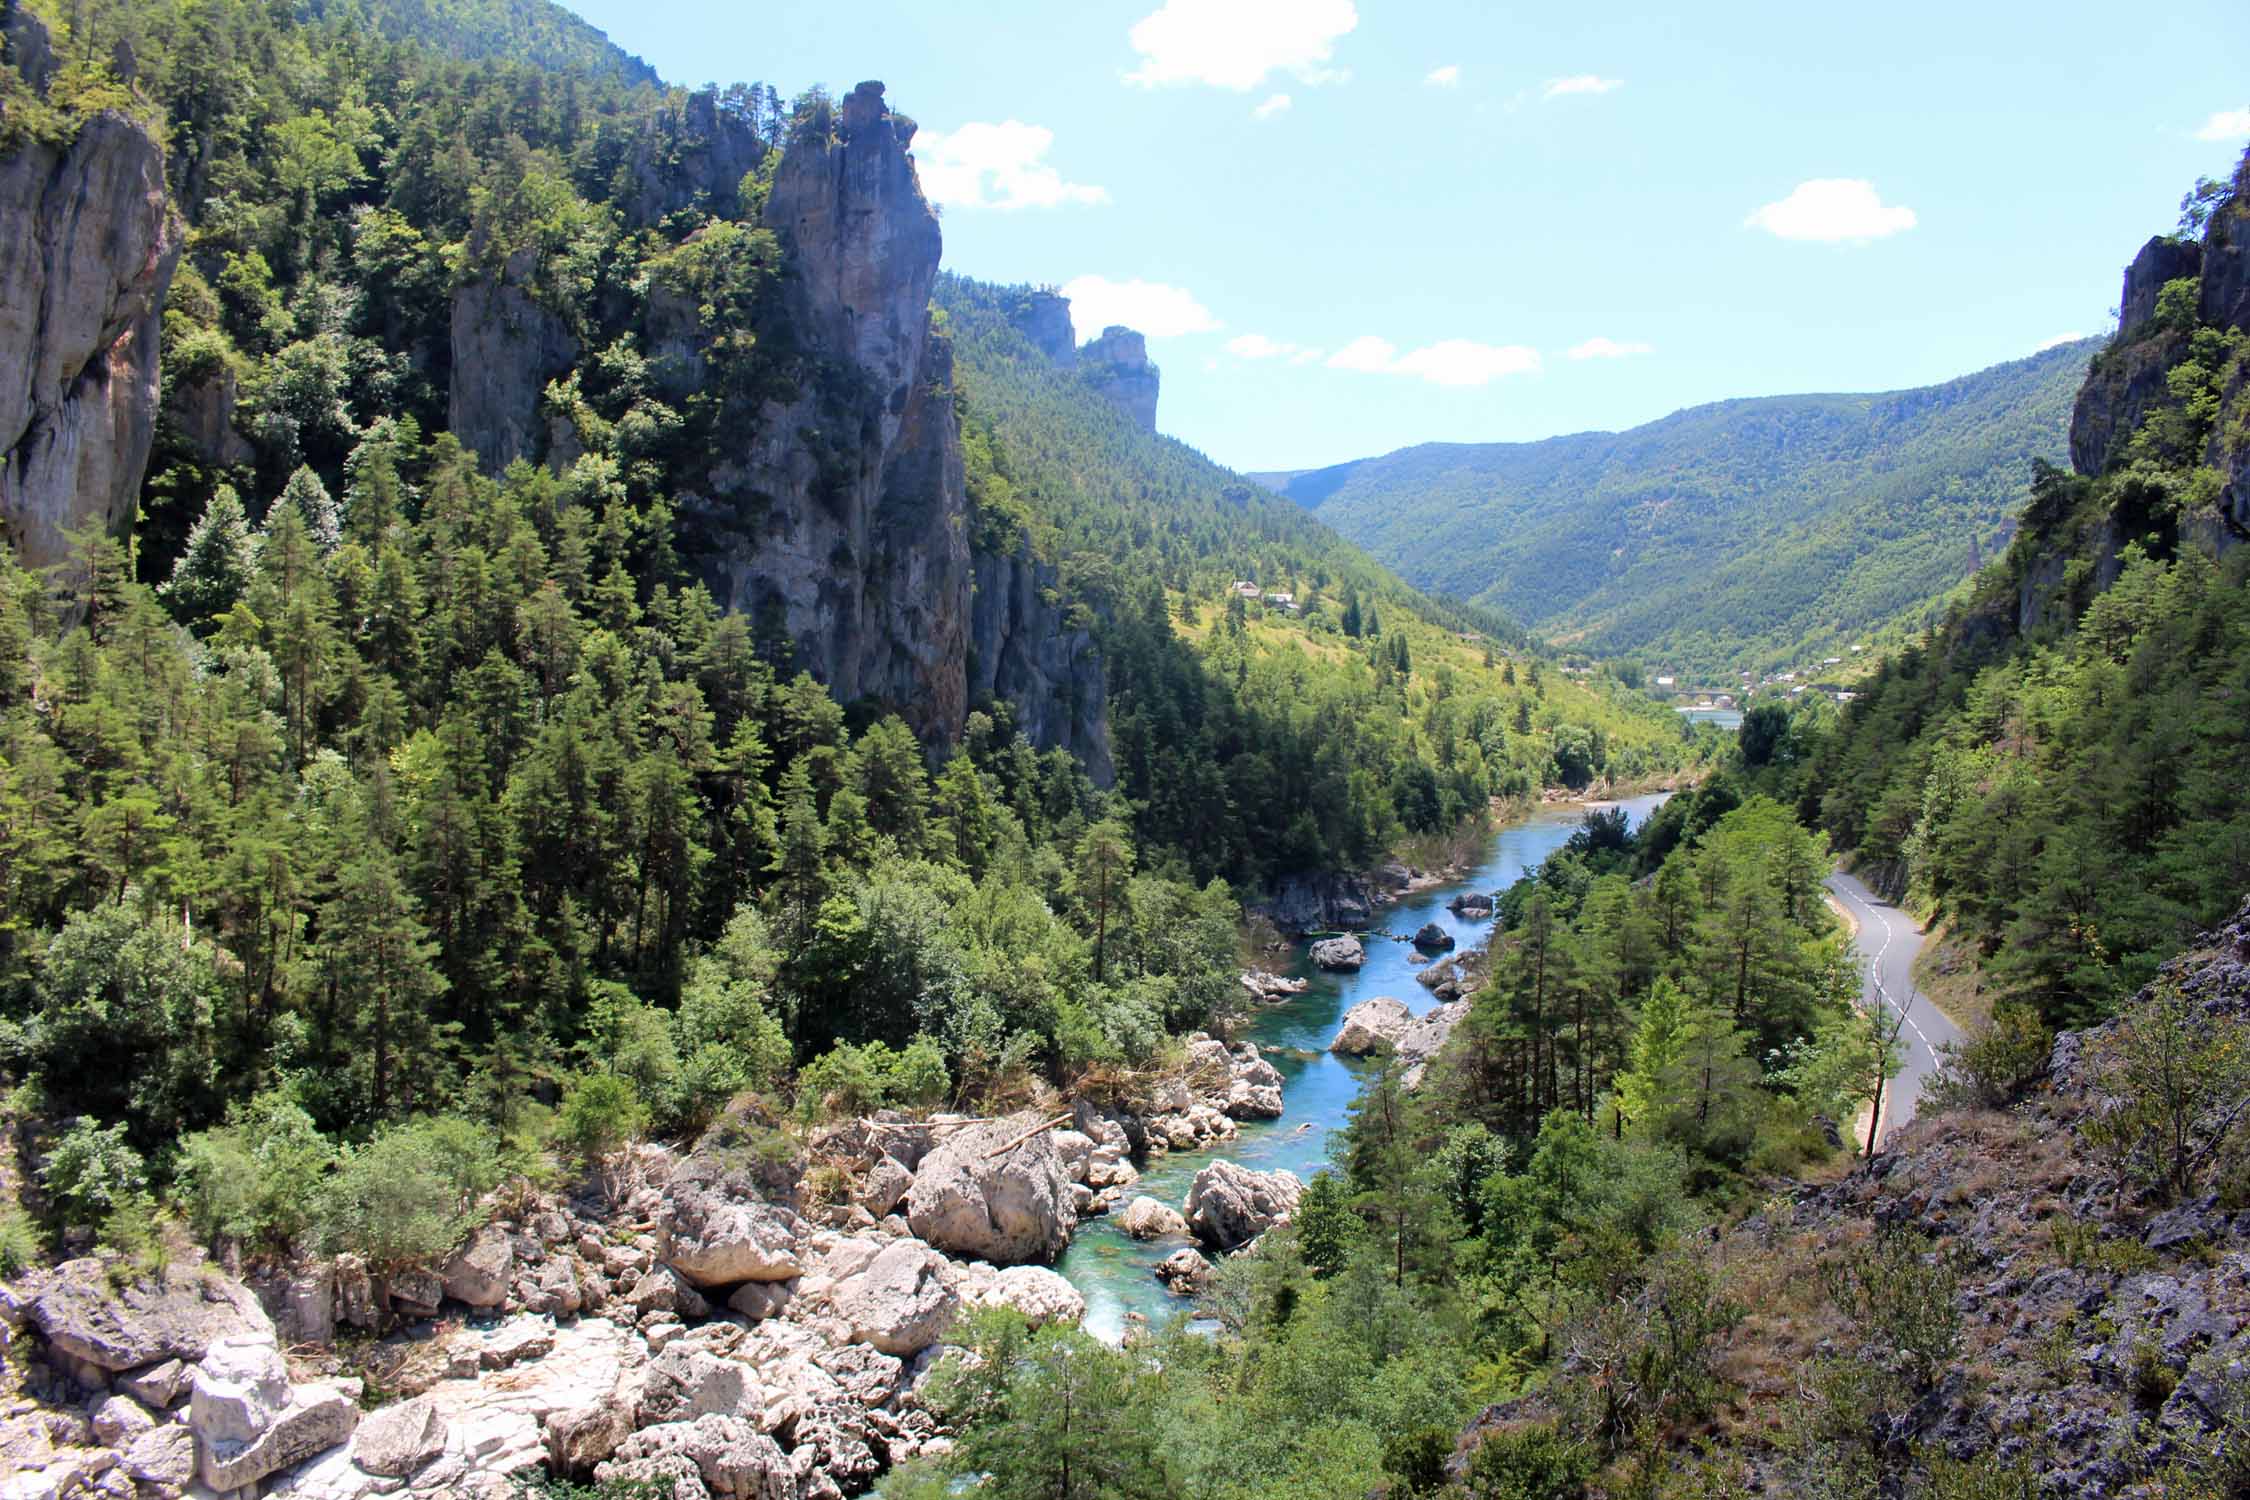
left=0, top=27, right=181, bottom=574
left=670, top=81, right=1109, bottom=763
left=1006, top=291, right=1077, bottom=367
left=2029, top=168, right=2250, bottom=626
left=681, top=80, right=969, bottom=742
left=1080, top=325, right=1160, bottom=432
left=968, top=549, right=1112, bottom=783
left=447, top=246, right=581, bottom=475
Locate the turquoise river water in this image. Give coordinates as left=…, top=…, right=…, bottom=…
left=1058, top=793, right=1671, bottom=1342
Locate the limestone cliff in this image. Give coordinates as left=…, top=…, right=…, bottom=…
left=673, top=80, right=970, bottom=742
left=2024, top=160, right=2250, bottom=630
left=1080, top=325, right=1160, bottom=432
left=446, top=246, right=582, bottom=476
left=1005, top=290, right=1077, bottom=368
left=969, top=549, right=1112, bottom=783
left=668, top=81, right=1110, bottom=764
left=0, top=16, right=181, bottom=575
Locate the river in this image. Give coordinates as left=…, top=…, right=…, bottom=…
left=1059, top=792, right=1673, bottom=1341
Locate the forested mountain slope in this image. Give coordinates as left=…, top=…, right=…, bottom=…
left=1789, top=150, right=2250, bottom=1027
left=1258, top=340, right=2095, bottom=676
left=936, top=274, right=1699, bottom=881
left=0, top=0, right=1701, bottom=1175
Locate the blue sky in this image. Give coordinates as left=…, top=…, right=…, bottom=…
left=559, top=0, right=2250, bottom=472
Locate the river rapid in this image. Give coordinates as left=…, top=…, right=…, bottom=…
left=1059, top=793, right=1672, bottom=1341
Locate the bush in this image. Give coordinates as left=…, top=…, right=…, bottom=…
left=1925, top=1005, right=2053, bottom=1111
left=0, top=1206, right=43, bottom=1275
left=316, top=1116, right=502, bottom=1269
left=1462, top=1424, right=1592, bottom=1499
left=176, top=1090, right=335, bottom=1250
left=2080, top=979, right=2250, bottom=1202
left=797, top=1036, right=952, bottom=1120
left=1818, top=1226, right=1965, bottom=1391
left=556, top=1073, right=648, bottom=1164
left=40, top=1119, right=147, bottom=1229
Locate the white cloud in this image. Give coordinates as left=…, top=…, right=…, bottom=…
left=2035, top=332, right=2087, bottom=351
left=1227, top=333, right=1326, bottom=362
left=1543, top=74, right=1622, bottom=99
left=1327, top=336, right=1541, bottom=385
left=1746, top=179, right=1917, bottom=242
left=1326, top=336, right=1398, bottom=372
left=914, top=122, right=1108, bottom=211
left=1425, top=64, right=1461, bottom=87
left=1062, top=275, right=1222, bottom=338
left=1125, top=0, right=1358, bottom=91
left=1568, top=337, right=1655, bottom=360
left=2196, top=107, right=2250, bottom=142
left=1253, top=92, right=1293, bottom=120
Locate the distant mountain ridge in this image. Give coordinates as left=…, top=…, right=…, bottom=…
left=1255, top=340, right=2099, bottom=676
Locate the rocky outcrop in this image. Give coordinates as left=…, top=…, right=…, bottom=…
left=192, top=1334, right=361, bottom=1490
left=1182, top=1161, right=1302, bottom=1251
left=2198, top=179, right=2250, bottom=333
left=976, top=1265, right=1085, bottom=1328
left=1448, top=892, right=1496, bottom=919
left=0, top=56, right=183, bottom=576
left=17, top=1256, right=273, bottom=1377
left=447, top=246, right=581, bottom=474
left=1331, top=996, right=1412, bottom=1056
left=969, top=546, right=1114, bottom=783
left=2118, top=235, right=2202, bottom=334
left=2069, top=328, right=2187, bottom=475
left=657, top=1161, right=808, bottom=1288
left=1239, top=969, right=1310, bottom=1004
left=1256, top=872, right=1378, bottom=935
left=161, top=361, right=253, bottom=469
left=904, top=1113, right=1076, bottom=1264
left=1398, top=1000, right=1470, bottom=1088
left=1310, top=935, right=1366, bottom=972
left=1080, top=325, right=1159, bottom=432
left=1412, top=922, right=1455, bottom=951
left=617, top=88, right=771, bottom=230
left=679, top=79, right=969, bottom=745
left=1154, top=1247, right=1210, bottom=1297
left=1006, top=289, right=1076, bottom=367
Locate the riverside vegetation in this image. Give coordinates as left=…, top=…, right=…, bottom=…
left=0, top=0, right=2246, bottom=1497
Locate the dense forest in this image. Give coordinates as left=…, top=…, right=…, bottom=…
left=1784, top=155, right=2250, bottom=1031
left=1259, top=341, right=2093, bottom=679
left=0, top=0, right=1697, bottom=1267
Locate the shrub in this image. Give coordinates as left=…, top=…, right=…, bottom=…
left=40, top=1119, right=147, bottom=1229
left=316, top=1116, right=502, bottom=1269
left=1818, top=1226, right=1965, bottom=1391
left=797, top=1035, right=952, bottom=1120
left=1924, top=1005, right=2053, bottom=1111
left=2080, top=978, right=2250, bottom=1202
left=176, top=1090, right=335, bottom=1250
left=1462, top=1424, right=1592, bottom=1499
left=0, top=1207, right=43, bottom=1275
left=556, top=1073, right=648, bottom=1164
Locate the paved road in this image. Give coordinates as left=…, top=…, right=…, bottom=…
left=1826, top=871, right=1965, bottom=1146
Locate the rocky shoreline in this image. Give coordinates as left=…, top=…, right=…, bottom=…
left=0, top=1035, right=1307, bottom=1500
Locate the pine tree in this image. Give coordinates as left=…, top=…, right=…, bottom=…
left=279, top=466, right=344, bottom=554
left=164, top=487, right=259, bottom=627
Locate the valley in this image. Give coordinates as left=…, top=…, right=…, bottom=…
left=0, top=1, right=2247, bottom=1498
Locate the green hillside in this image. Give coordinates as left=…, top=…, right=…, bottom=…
left=936, top=274, right=1704, bottom=877
left=1258, top=340, right=2096, bottom=678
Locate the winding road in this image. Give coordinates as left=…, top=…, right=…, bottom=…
left=1825, top=871, right=1965, bottom=1146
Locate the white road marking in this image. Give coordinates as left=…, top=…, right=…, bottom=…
left=1835, top=880, right=1932, bottom=1047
